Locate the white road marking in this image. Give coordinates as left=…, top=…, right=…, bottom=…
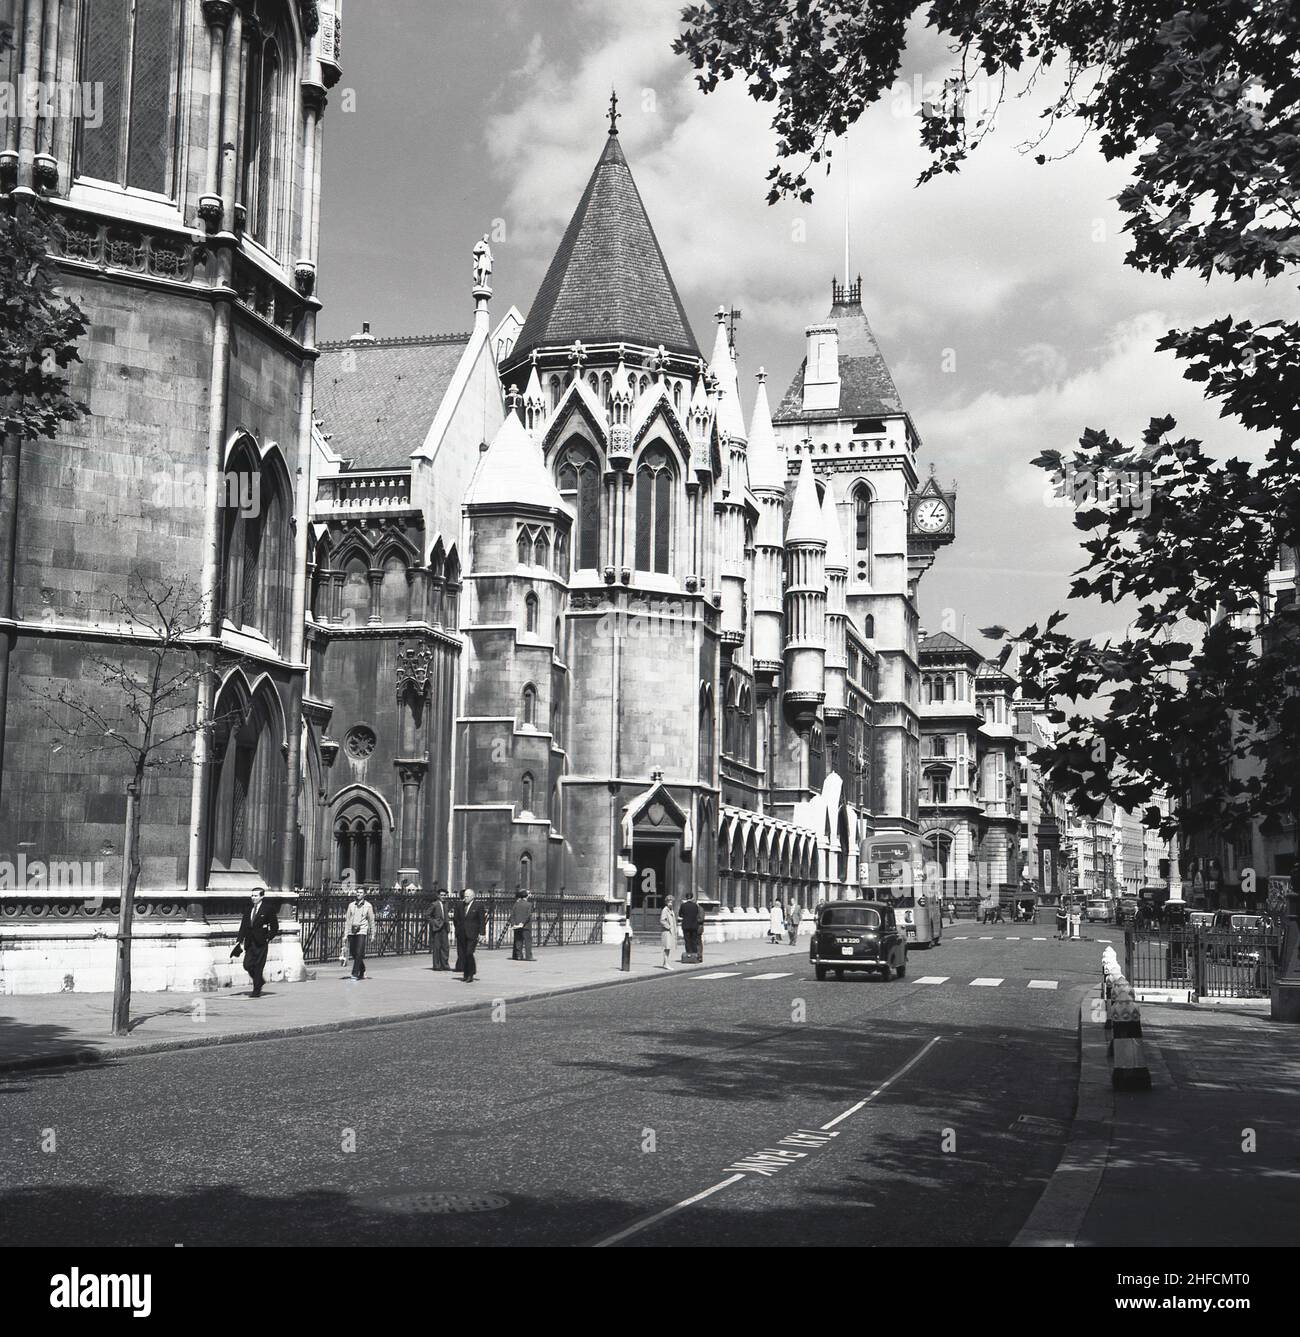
left=1033, top=936, right=1047, bottom=941
left=689, top=972, right=743, bottom=980
left=978, top=935, right=994, bottom=940
left=820, top=1036, right=944, bottom=1130
left=1098, top=939, right=1112, bottom=944
left=970, top=977, right=1003, bottom=987
left=952, top=935, right=969, bottom=940
left=1027, top=980, right=1059, bottom=990
left=914, top=976, right=949, bottom=985
left=747, top=972, right=794, bottom=980
left=1006, top=936, right=1021, bottom=941
left=593, top=1174, right=745, bottom=1248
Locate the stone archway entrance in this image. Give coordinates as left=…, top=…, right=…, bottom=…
left=630, top=831, right=679, bottom=932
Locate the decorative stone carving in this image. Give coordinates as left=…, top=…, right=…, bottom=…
left=294, top=260, right=317, bottom=296
left=198, top=194, right=223, bottom=230
left=472, top=234, right=493, bottom=290
left=344, top=726, right=376, bottom=760
left=33, top=154, right=58, bottom=193
left=396, top=640, right=435, bottom=698
left=201, top=0, right=235, bottom=27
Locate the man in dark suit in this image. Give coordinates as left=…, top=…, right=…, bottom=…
left=461, top=887, right=487, bottom=983
left=451, top=889, right=467, bottom=974
left=231, top=888, right=279, bottom=998
left=428, top=889, right=450, bottom=970
left=679, top=891, right=702, bottom=962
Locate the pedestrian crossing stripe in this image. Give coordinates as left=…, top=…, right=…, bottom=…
left=1027, top=980, right=1059, bottom=990
left=691, top=972, right=743, bottom=979
left=914, top=976, right=949, bottom=985
left=970, top=978, right=1003, bottom=987
left=747, top=972, right=794, bottom=980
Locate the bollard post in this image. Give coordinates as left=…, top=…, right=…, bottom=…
left=620, top=929, right=632, bottom=973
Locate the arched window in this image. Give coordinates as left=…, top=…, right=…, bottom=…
left=549, top=375, right=563, bottom=410
left=634, top=445, right=674, bottom=574
left=444, top=551, right=461, bottom=627
left=557, top=441, right=601, bottom=570
left=519, top=852, right=533, bottom=890
left=524, top=591, right=539, bottom=634
left=380, top=553, right=408, bottom=623
left=521, top=684, right=537, bottom=727
left=520, top=772, right=535, bottom=813
left=334, top=802, right=383, bottom=885
left=673, top=382, right=683, bottom=412
left=553, top=616, right=563, bottom=656
left=601, top=371, right=612, bottom=407
left=923, top=831, right=953, bottom=880
left=78, top=0, right=183, bottom=194
left=219, top=445, right=291, bottom=649
left=518, top=530, right=532, bottom=564
left=864, top=614, right=875, bottom=639
left=554, top=532, right=569, bottom=577
left=698, top=684, right=714, bottom=778
left=853, top=483, right=872, bottom=583
left=208, top=681, right=287, bottom=884
left=533, top=532, right=549, bottom=568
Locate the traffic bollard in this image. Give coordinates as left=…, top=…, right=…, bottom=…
left=620, top=931, right=632, bottom=973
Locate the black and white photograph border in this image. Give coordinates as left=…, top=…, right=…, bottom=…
left=0, top=0, right=1296, bottom=1310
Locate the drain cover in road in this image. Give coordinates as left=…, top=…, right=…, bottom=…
left=366, top=1191, right=509, bottom=1215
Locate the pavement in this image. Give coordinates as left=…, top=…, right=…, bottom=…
left=1016, top=988, right=1300, bottom=1247
left=0, top=935, right=809, bottom=1072
left=3, top=927, right=1297, bottom=1246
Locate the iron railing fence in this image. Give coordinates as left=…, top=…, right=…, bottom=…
left=1124, top=927, right=1283, bottom=999
left=293, top=887, right=606, bottom=964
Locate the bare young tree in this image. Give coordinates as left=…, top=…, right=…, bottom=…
left=34, top=574, right=240, bottom=1035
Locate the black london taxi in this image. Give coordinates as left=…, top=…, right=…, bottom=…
left=809, top=900, right=906, bottom=981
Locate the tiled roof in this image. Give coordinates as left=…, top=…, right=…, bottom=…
left=505, top=133, right=701, bottom=373
left=773, top=292, right=905, bottom=424
left=919, top=630, right=980, bottom=658
left=467, top=411, right=571, bottom=513
left=314, top=333, right=469, bottom=470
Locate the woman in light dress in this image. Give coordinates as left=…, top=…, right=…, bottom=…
left=659, top=896, right=677, bottom=970
left=769, top=899, right=785, bottom=944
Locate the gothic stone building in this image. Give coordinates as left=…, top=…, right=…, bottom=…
left=0, top=4, right=956, bottom=989
left=306, top=122, right=955, bottom=931
left=0, top=0, right=343, bottom=991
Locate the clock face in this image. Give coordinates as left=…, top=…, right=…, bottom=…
left=914, top=497, right=950, bottom=533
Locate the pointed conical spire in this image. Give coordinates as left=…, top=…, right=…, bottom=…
left=820, top=478, right=848, bottom=571
left=786, top=459, right=825, bottom=546
left=503, top=124, right=700, bottom=376
left=747, top=368, right=785, bottom=493
left=467, top=410, right=570, bottom=512
left=708, top=307, right=747, bottom=443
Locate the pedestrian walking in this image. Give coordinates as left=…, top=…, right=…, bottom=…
left=341, top=886, right=376, bottom=979
left=658, top=896, right=677, bottom=970
left=230, top=887, right=278, bottom=998
left=461, top=887, right=486, bottom=982
left=451, top=888, right=466, bottom=973
left=680, top=890, right=702, bottom=962
left=787, top=899, right=803, bottom=945
left=427, top=889, right=450, bottom=970
left=510, top=888, right=535, bottom=961
left=768, top=899, right=785, bottom=944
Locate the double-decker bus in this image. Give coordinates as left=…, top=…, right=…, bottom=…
left=860, top=838, right=943, bottom=949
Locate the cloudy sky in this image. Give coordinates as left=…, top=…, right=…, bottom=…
left=317, top=0, right=1276, bottom=654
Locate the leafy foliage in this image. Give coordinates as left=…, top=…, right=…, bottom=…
left=0, top=200, right=88, bottom=441
left=676, top=1, right=1300, bottom=849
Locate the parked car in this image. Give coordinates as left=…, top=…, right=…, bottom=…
left=1210, top=911, right=1267, bottom=965
left=809, top=901, right=906, bottom=981
left=1188, top=911, right=1216, bottom=930
left=1085, top=898, right=1110, bottom=923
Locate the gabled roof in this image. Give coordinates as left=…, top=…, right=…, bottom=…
left=504, top=132, right=701, bottom=372
left=773, top=285, right=905, bottom=424
left=315, top=333, right=470, bottom=469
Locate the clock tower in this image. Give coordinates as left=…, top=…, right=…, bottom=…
left=772, top=276, right=955, bottom=880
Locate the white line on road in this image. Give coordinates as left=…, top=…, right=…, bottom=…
left=689, top=972, right=743, bottom=980
left=746, top=972, right=794, bottom=980
left=970, top=978, right=1003, bottom=987
left=952, top=935, right=969, bottom=940
left=1027, top=980, right=1059, bottom=990
left=593, top=1037, right=943, bottom=1247
left=593, top=1174, right=746, bottom=1248
left=914, top=976, right=949, bottom=985
left=821, top=1036, right=944, bottom=1130
left=1007, top=936, right=1021, bottom=941
left=1033, top=937, right=1047, bottom=941
left=978, top=936, right=994, bottom=940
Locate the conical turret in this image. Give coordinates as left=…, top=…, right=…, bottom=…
left=821, top=480, right=848, bottom=718
left=783, top=460, right=827, bottom=726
